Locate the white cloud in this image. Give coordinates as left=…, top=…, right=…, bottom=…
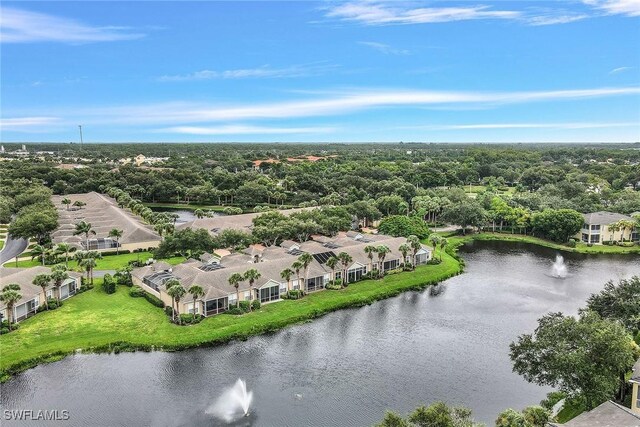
left=406, top=122, right=639, bottom=130
left=158, top=63, right=338, bottom=82
left=325, top=1, right=521, bottom=25
left=0, top=7, right=144, bottom=43
left=0, top=116, right=60, bottom=129
left=582, top=0, right=640, bottom=16
left=528, top=14, right=589, bottom=26
left=160, top=125, right=336, bottom=135
left=76, top=86, right=640, bottom=125
left=358, top=41, right=410, bottom=55
left=609, top=66, right=633, bottom=74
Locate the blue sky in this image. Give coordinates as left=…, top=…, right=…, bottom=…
left=1, top=1, right=639, bottom=143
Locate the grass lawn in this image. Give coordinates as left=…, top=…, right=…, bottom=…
left=6, top=252, right=185, bottom=270
left=443, top=232, right=640, bottom=254
left=0, top=252, right=461, bottom=379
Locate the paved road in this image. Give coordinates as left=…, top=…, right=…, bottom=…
left=0, top=235, right=28, bottom=265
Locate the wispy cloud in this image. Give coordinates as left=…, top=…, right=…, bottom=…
left=0, top=7, right=144, bottom=43
left=160, top=125, right=336, bottom=135
left=158, top=63, right=338, bottom=82
left=0, top=116, right=60, bottom=130
left=609, top=66, right=633, bottom=74
left=74, top=86, right=640, bottom=125
left=404, top=122, right=639, bottom=130
left=325, top=2, right=521, bottom=25
left=583, top=0, right=640, bottom=16
left=358, top=41, right=409, bottom=55
left=528, top=14, right=589, bottom=26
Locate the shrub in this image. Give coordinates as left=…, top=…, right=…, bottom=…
left=164, top=306, right=173, bottom=317
left=238, top=300, right=251, bottom=313
left=102, top=274, right=116, bottom=294
left=100, top=249, right=131, bottom=256
left=283, top=289, right=304, bottom=299
left=427, top=258, right=442, bottom=265
left=226, top=307, right=244, bottom=315
left=0, top=327, right=9, bottom=335
left=179, top=313, right=203, bottom=324
left=129, top=286, right=145, bottom=297
left=251, top=300, right=261, bottom=311
left=144, top=292, right=165, bottom=308
left=566, top=238, right=577, bottom=248
left=38, top=298, right=62, bottom=311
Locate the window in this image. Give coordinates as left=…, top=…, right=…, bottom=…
left=383, top=259, right=400, bottom=271
left=590, top=234, right=600, bottom=243
left=591, top=224, right=601, bottom=231
left=581, top=233, right=589, bottom=243
left=347, top=266, right=366, bottom=283
left=205, top=297, right=228, bottom=316
left=259, top=285, right=280, bottom=303
left=306, top=276, right=325, bottom=292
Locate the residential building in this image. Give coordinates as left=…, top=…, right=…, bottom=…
left=132, top=232, right=431, bottom=317
left=51, top=192, right=161, bottom=252
left=576, top=211, right=639, bottom=245
left=0, top=267, right=82, bottom=323
left=547, top=400, right=640, bottom=427
left=631, top=358, right=640, bottom=415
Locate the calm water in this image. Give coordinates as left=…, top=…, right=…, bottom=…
left=2, top=241, right=639, bottom=427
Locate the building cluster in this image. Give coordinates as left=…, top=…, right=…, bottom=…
left=577, top=211, right=640, bottom=245
left=132, top=231, right=432, bottom=317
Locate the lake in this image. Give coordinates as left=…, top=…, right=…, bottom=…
left=2, top=241, right=638, bottom=427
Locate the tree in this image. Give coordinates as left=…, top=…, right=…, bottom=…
left=583, top=276, right=640, bottom=334
left=72, top=200, right=86, bottom=209
left=8, top=207, right=59, bottom=245
left=374, top=402, right=480, bottom=427
left=31, top=244, right=49, bottom=266
left=530, top=209, right=583, bottom=243
left=108, top=228, right=123, bottom=254
left=364, top=245, right=378, bottom=272
left=155, top=228, right=214, bottom=258
left=280, top=268, right=294, bottom=292
left=348, top=200, right=382, bottom=228
left=244, top=269, right=261, bottom=307
left=326, top=256, right=339, bottom=284
left=102, top=273, right=116, bottom=294
left=428, top=235, right=441, bottom=259
left=298, top=252, right=314, bottom=292
left=376, top=245, right=391, bottom=278
left=509, top=312, right=639, bottom=409
left=407, top=235, right=421, bottom=269
left=441, top=200, right=487, bottom=235
left=79, top=256, right=98, bottom=285
left=378, top=215, right=430, bottom=239
left=338, top=252, right=353, bottom=286
left=439, top=238, right=448, bottom=261
left=398, top=244, right=410, bottom=266
left=61, top=198, right=71, bottom=211
left=228, top=273, right=244, bottom=308
left=32, top=274, right=51, bottom=310
left=54, top=243, right=75, bottom=267
left=495, top=406, right=550, bottom=427
left=291, top=260, right=303, bottom=290
left=0, top=284, right=22, bottom=331
left=188, top=285, right=205, bottom=317
left=166, top=280, right=186, bottom=323
left=50, top=265, right=69, bottom=301
left=74, top=221, right=96, bottom=249
left=375, top=412, right=409, bottom=427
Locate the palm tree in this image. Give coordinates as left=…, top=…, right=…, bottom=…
left=298, top=252, right=314, bottom=292
left=338, top=252, right=353, bottom=286
left=188, top=285, right=205, bottom=317
left=194, top=209, right=205, bottom=219
left=54, top=243, right=75, bottom=267
left=407, top=235, right=421, bottom=270
left=364, top=245, right=378, bottom=274
left=438, top=238, right=448, bottom=261
left=61, top=198, right=71, bottom=211
left=376, top=245, right=391, bottom=278
left=244, top=269, right=261, bottom=307
left=291, top=261, right=303, bottom=291
left=398, top=244, right=410, bottom=267
left=326, top=256, right=339, bottom=284
left=280, top=268, right=294, bottom=292
left=0, top=284, right=22, bottom=331
left=50, top=267, right=69, bottom=302
left=72, top=200, right=86, bottom=209
left=618, top=220, right=637, bottom=242
left=108, top=228, right=123, bottom=254
left=74, top=221, right=95, bottom=250
left=31, top=244, right=48, bottom=266
left=164, top=279, right=181, bottom=321
left=79, top=257, right=97, bottom=285
left=32, top=274, right=51, bottom=310
left=166, top=281, right=186, bottom=323
left=228, top=273, right=244, bottom=308
left=428, top=235, right=441, bottom=259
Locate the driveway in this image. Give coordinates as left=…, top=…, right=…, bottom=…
left=0, top=235, right=28, bottom=265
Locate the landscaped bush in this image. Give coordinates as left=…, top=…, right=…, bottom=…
left=144, top=292, right=165, bottom=308
left=0, top=327, right=9, bottom=335
left=251, top=300, right=261, bottom=311
left=282, top=289, right=305, bottom=299
left=326, top=279, right=343, bottom=290
left=427, top=258, right=442, bottom=265
left=238, top=300, right=251, bottom=313
left=225, top=307, right=244, bottom=315
left=76, top=283, right=92, bottom=293
left=129, top=286, right=146, bottom=297
left=403, top=262, right=413, bottom=271
left=179, top=313, right=203, bottom=325
left=1, top=320, right=19, bottom=331
left=164, top=306, right=173, bottom=317
left=566, top=238, right=577, bottom=248
left=36, top=298, right=62, bottom=312
left=102, top=273, right=116, bottom=294
left=100, top=249, right=131, bottom=256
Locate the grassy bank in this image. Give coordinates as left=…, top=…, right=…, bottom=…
left=0, top=252, right=462, bottom=381
left=5, top=252, right=185, bottom=270
left=443, top=232, right=640, bottom=254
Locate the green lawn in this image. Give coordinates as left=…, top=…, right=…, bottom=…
left=444, top=232, right=640, bottom=254
left=0, top=252, right=461, bottom=378
left=6, top=252, right=185, bottom=270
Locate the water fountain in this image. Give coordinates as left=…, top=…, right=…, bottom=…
left=206, top=379, right=254, bottom=422
left=550, top=255, right=568, bottom=278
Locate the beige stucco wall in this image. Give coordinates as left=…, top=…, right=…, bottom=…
left=575, top=223, right=636, bottom=244
left=632, top=383, right=639, bottom=414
